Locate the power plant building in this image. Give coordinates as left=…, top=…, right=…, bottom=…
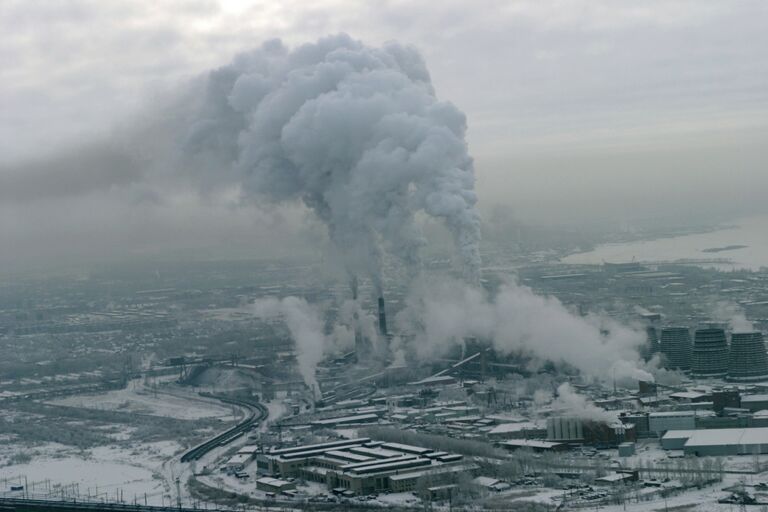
left=660, top=327, right=692, bottom=370
left=257, top=438, right=477, bottom=495
left=727, top=331, right=768, bottom=382
left=691, top=328, right=729, bottom=378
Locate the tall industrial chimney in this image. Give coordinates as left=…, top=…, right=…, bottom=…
left=378, top=296, right=388, bottom=337
left=351, top=276, right=364, bottom=356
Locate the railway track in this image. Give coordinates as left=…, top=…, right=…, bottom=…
left=180, top=394, right=267, bottom=463
left=0, top=497, right=226, bottom=512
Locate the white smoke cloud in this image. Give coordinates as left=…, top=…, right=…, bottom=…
left=252, top=295, right=384, bottom=393
left=328, top=299, right=380, bottom=355
left=339, top=299, right=379, bottom=346
left=185, top=33, right=481, bottom=284
left=709, top=301, right=754, bottom=332
left=551, top=383, right=619, bottom=424
left=252, top=296, right=326, bottom=393
left=396, top=279, right=654, bottom=383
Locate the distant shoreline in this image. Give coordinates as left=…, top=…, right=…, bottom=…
left=559, top=215, right=768, bottom=271
left=701, top=244, right=748, bottom=254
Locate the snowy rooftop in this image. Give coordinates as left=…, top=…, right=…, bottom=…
left=685, top=427, right=768, bottom=447
left=488, top=421, right=542, bottom=435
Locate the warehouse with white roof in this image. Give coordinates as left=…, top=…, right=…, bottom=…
left=661, top=427, right=768, bottom=456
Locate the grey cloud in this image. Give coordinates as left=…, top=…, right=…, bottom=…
left=1, top=0, right=768, bottom=272
left=0, top=144, right=142, bottom=202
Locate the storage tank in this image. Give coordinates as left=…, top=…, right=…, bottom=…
left=691, top=327, right=728, bottom=378
left=546, top=416, right=583, bottom=441
left=660, top=327, right=692, bottom=370
left=727, top=331, right=768, bottom=382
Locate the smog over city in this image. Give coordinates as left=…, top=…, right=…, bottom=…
left=1, top=2, right=768, bottom=511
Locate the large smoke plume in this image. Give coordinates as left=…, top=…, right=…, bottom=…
left=396, top=279, right=654, bottom=383
left=186, top=34, right=481, bottom=284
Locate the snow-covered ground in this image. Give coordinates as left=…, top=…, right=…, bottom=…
left=0, top=381, right=264, bottom=508
left=48, top=383, right=237, bottom=421
left=0, top=441, right=183, bottom=506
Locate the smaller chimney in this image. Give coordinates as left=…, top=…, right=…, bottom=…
left=378, top=296, right=388, bottom=336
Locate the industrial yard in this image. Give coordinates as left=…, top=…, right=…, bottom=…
left=3, top=251, right=768, bottom=511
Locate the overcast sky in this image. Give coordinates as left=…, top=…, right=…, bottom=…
left=1, top=0, right=767, bottom=270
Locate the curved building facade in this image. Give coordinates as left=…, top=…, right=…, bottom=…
left=691, top=328, right=728, bottom=378
left=646, top=327, right=660, bottom=358
left=660, top=327, right=692, bottom=370
left=727, top=331, right=768, bottom=382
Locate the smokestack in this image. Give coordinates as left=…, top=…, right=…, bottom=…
left=351, top=276, right=365, bottom=357
left=351, top=276, right=359, bottom=301
left=378, top=296, right=388, bottom=337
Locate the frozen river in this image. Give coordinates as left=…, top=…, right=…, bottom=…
left=562, top=215, right=768, bottom=271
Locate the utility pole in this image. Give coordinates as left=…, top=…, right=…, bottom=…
left=176, top=477, right=182, bottom=509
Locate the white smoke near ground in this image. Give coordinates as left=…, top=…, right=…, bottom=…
left=329, top=299, right=380, bottom=354
left=551, top=383, right=619, bottom=424
left=389, top=339, right=407, bottom=367
left=185, top=33, right=481, bottom=284
left=341, top=299, right=380, bottom=346
left=252, top=295, right=383, bottom=392
left=252, top=296, right=327, bottom=393
left=709, top=301, right=754, bottom=332
left=396, top=279, right=654, bottom=383
left=533, top=389, right=553, bottom=406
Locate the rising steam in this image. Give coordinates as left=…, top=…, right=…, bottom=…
left=252, top=296, right=326, bottom=392
left=251, top=296, right=378, bottom=391
left=186, top=34, right=481, bottom=283
left=551, top=383, right=619, bottom=424
left=396, top=279, right=654, bottom=383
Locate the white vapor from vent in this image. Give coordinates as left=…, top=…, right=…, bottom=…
left=186, top=33, right=481, bottom=284
left=396, top=279, right=654, bottom=383
left=552, top=383, right=619, bottom=424
left=251, top=295, right=380, bottom=393
left=709, top=301, right=754, bottom=332
left=252, top=296, right=326, bottom=393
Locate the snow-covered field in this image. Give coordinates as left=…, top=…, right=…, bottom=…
left=0, top=441, right=182, bottom=506
left=48, top=384, right=237, bottom=421
left=0, top=382, right=261, bottom=507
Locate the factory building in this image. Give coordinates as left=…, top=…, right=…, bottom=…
left=620, top=413, right=650, bottom=437
left=547, top=417, right=583, bottom=441
left=741, top=395, right=768, bottom=412
left=256, top=477, right=296, bottom=493
left=727, top=332, right=768, bottom=382
left=309, top=413, right=380, bottom=429
left=647, top=411, right=715, bottom=435
left=713, top=388, right=741, bottom=414
left=487, top=421, right=546, bottom=440
left=691, top=328, right=729, bottom=378
left=499, top=440, right=566, bottom=453
left=660, top=327, right=692, bottom=370
left=257, top=438, right=476, bottom=495
left=546, top=417, right=635, bottom=446
left=661, top=427, right=768, bottom=456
